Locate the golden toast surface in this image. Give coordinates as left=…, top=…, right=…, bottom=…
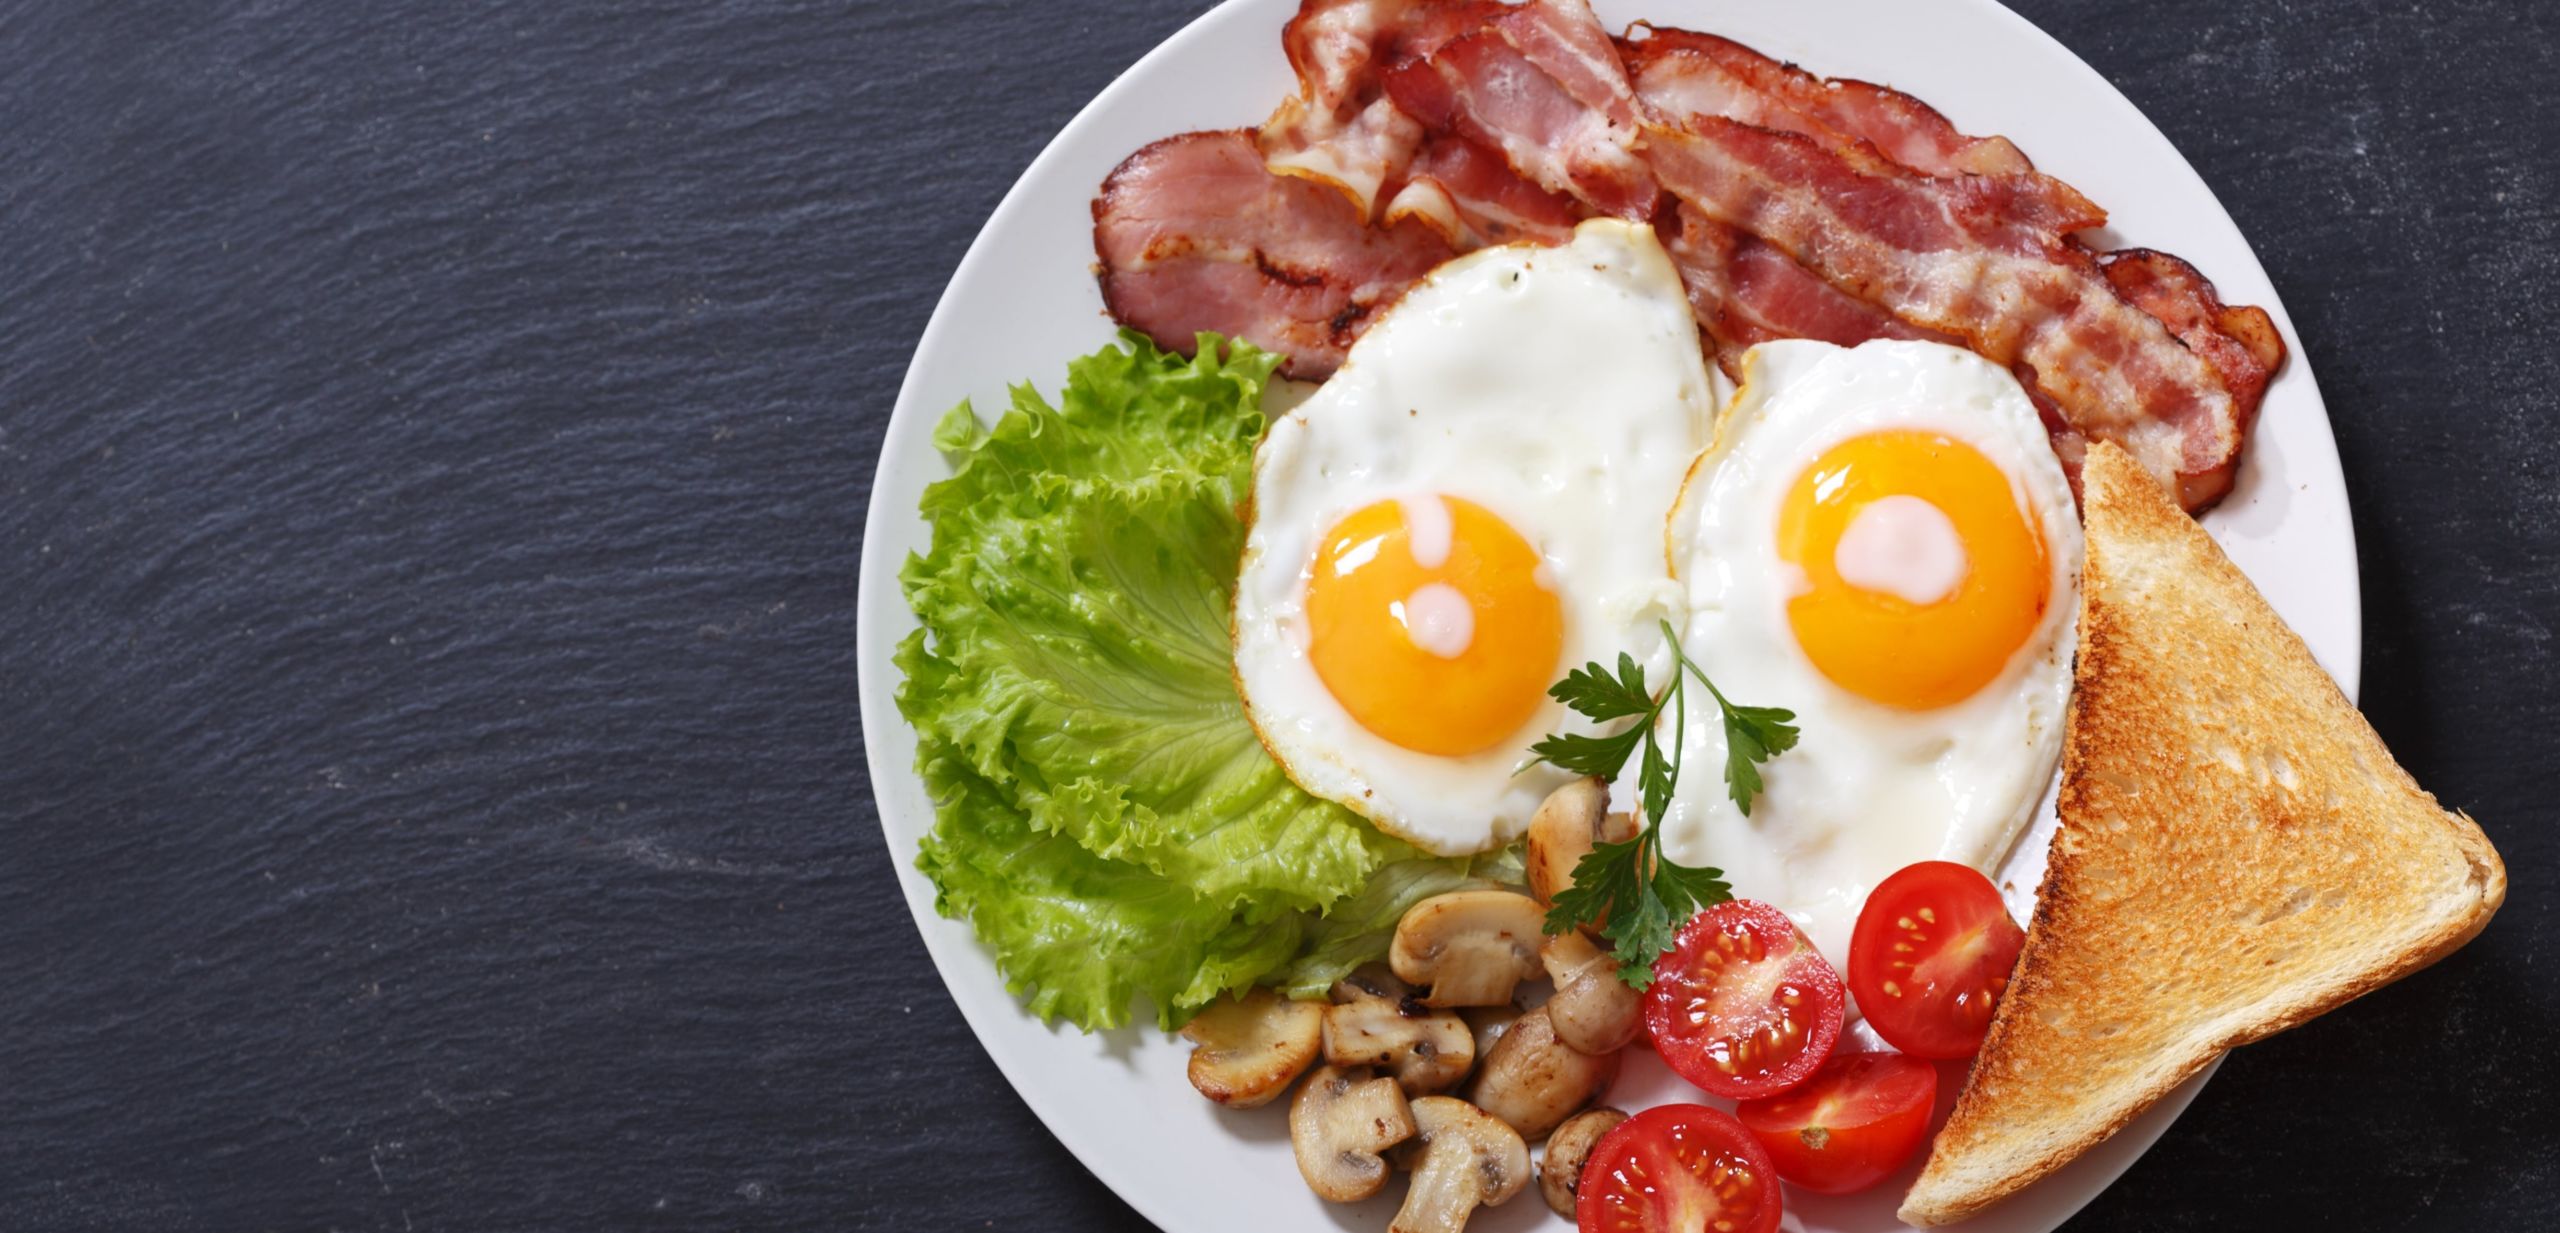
left=1898, top=441, right=2505, bottom=1226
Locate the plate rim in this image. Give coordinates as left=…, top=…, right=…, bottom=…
left=856, top=1, right=2362, bottom=1228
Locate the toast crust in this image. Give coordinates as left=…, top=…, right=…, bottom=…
left=1898, top=442, right=2505, bottom=1226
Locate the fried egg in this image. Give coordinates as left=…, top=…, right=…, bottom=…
left=1657, top=339, right=2082, bottom=968
left=1234, top=220, right=1719, bottom=855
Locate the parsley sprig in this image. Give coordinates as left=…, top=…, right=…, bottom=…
left=1531, top=621, right=1800, bottom=988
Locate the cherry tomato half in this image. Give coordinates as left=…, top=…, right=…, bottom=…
left=1578, top=1104, right=1783, bottom=1233
left=1643, top=900, right=1846, bottom=1100
left=1847, top=861, right=2026, bottom=1059
left=1734, top=1051, right=1939, bottom=1194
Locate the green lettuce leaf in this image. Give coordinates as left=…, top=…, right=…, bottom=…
left=903, top=666, right=1307, bottom=1029
left=899, top=332, right=1469, bottom=1030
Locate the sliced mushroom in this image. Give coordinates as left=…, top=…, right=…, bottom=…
left=1389, top=891, right=1547, bottom=1008
left=1524, top=777, right=1607, bottom=908
left=1538, top=1107, right=1629, bottom=1217
left=1290, top=1065, right=1417, bottom=1202
left=1389, top=1097, right=1530, bottom=1233
left=1525, top=777, right=1638, bottom=918
left=1324, top=979, right=1474, bottom=1096
left=1467, top=1006, right=1621, bottom=1141
left=1179, top=988, right=1324, bottom=1108
left=1459, top=1002, right=1523, bottom=1065
left=1540, top=931, right=1643, bottom=1054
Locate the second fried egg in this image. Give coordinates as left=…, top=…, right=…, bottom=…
left=1657, top=339, right=2082, bottom=969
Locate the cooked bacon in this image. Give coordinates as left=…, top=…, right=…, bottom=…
left=1101, top=3, right=2284, bottom=509
left=1381, top=0, right=1658, bottom=218
left=2101, top=247, right=2286, bottom=425
left=1094, top=130, right=1454, bottom=380
left=1384, top=134, right=1583, bottom=247
left=1623, top=27, right=2105, bottom=237
left=1626, top=24, right=2283, bottom=508
left=1621, top=25, right=2033, bottom=177
left=1644, top=117, right=2246, bottom=508
left=1260, top=0, right=1506, bottom=215
left=1662, top=205, right=1949, bottom=371
left=1262, top=95, right=1425, bottom=217
left=1486, top=0, right=1646, bottom=131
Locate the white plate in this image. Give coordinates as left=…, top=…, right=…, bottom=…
left=858, top=1, right=2361, bottom=1228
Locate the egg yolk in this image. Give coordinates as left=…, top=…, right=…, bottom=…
left=1304, top=496, right=1565, bottom=756
left=1776, top=431, right=2049, bottom=710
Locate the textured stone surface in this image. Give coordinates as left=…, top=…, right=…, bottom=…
left=0, top=1, right=2550, bottom=1229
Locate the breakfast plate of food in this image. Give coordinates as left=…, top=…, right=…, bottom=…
left=856, top=1, right=2506, bottom=1230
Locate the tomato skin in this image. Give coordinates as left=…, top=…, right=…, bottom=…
left=1734, top=1051, right=1939, bottom=1195
left=1848, top=862, right=2027, bottom=1059
left=1643, top=900, right=1846, bottom=1100
left=1577, top=1104, right=1782, bottom=1233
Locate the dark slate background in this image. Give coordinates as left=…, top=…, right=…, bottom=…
left=0, top=0, right=2549, bottom=1229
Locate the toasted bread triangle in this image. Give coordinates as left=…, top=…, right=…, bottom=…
left=1898, top=442, right=2505, bottom=1226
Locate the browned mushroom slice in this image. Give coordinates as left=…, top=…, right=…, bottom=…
left=1289, top=1065, right=1416, bottom=1203
left=1389, top=891, right=1546, bottom=1008
left=1540, top=931, right=1643, bottom=1054
left=1466, top=1006, right=1620, bottom=1142
left=1524, top=777, right=1608, bottom=909
left=1537, top=1106, right=1629, bottom=1217
left=1389, top=1096, right=1530, bottom=1233
left=1179, top=988, right=1323, bottom=1108
left=1323, top=985, right=1474, bottom=1096
left=1525, top=777, right=1638, bottom=921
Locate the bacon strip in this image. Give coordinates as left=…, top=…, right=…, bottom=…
left=1259, top=0, right=1505, bottom=216
left=1094, top=130, right=1455, bottom=380
left=1662, top=205, right=1951, bottom=371
left=1380, top=0, right=1658, bottom=219
left=1383, top=134, right=1584, bottom=248
left=1623, top=30, right=2106, bottom=237
left=1622, top=25, right=2035, bottom=177
left=2101, top=247, right=2286, bottom=426
left=1624, top=24, right=2279, bottom=505
left=1644, top=117, right=2245, bottom=508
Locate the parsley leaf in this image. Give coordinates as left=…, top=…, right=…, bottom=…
left=1545, top=654, right=1655, bottom=721
left=1530, top=622, right=1795, bottom=987
left=1685, top=666, right=1801, bottom=818
left=1526, top=725, right=1645, bottom=780
left=1654, top=860, right=1736, bottom=922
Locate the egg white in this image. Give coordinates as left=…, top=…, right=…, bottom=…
left=1656, top=339, right=2083, bottom=968
left=1234, top=220, right=1718, bottom=856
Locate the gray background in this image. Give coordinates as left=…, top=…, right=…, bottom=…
left=1, top=0, right=2551, bottom=1229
